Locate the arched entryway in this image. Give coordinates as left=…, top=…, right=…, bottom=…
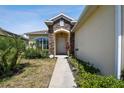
left=54, top=28, right=70, bottom=55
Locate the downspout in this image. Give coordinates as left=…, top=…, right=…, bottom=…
left=115, top=5, right=122, bottom=79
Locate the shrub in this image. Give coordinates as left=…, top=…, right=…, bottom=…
left=69, top=57, right=124, bottom=88
left=69, top=56, right=100, bottom=74
left=25, top=48, right=49, bottom=59
left=78, top=59, right=100, bottom=74
left=25, top=48, right=41, bottom=59
left=121, top=69, right=124, bottom=80
left=70, top=58, right=79, bottom=68
left=40, top=49, right=49, bottom=58
left=75, top=73, right=102, bottom=88
left=75, top=73, right=124, bottom=88
left=0, top=36, right=25, bottom=52
left=0, top=36, right=25, bottom=76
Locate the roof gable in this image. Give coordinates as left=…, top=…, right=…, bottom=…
left=50, top=13, right=75, bottom=22
left=45, top=13, right=77, bottom=26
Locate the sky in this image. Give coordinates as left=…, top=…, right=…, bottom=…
left=0, top=5, right=85, bottom=35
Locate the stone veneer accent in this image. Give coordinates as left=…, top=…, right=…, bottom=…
left=46, top=14, right=76, bottom=55
left=53, top=20, right=71, bottom=31
left=48, top=33, right=55, bottom=55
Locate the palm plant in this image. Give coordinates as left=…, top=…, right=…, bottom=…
left=0, top=36, right=25, bottom=76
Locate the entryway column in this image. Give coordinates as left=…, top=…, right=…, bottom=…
left=48, top=33, right=55, bottom=55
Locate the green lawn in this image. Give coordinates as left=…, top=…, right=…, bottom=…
left=0, top=58, right=56, bottom=88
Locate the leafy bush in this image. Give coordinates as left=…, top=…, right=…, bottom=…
left=25, top=48, right=41, bottom=59
left=78, top=59, right=100, bottom=74
left=121, top=69, right=124, bottom=80
left=69, top=57, right=100, bottom=74
left=0, top=36, right=25, bottom=52
left=40, top=49, right=49, bottom=58
left=75, top=73, right=124, bottom=88
left=69, top=57, right=124, bottom=88
left=70, top=58, right=79, bottom=68
left=25, top=48, right=49, bottom=59
left=0, top=36, right=25, bottom=76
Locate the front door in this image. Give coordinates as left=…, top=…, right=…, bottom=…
left=56, top=37, right=66, bottom=55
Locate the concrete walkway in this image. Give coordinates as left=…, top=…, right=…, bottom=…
left=49, top=55, right=76, bottom=88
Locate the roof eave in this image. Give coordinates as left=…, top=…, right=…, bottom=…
left=44, top=21, right=53, bottom=25
left=71, top=21, right=77, bottom=25
left=0, top=27, right=20, bottom=37
left=50, top=13, right=75, bottom=21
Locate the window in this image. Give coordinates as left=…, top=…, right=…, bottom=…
left=60, top=20, right=64, bottom=26
left=35, top=37, right=48, bottom=49
left=43, top=38, right=48, bottom=49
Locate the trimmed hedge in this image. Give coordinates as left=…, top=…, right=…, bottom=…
left=69, top=57, right=124, bottom=88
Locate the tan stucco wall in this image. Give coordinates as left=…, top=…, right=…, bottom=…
left=121, top=6, right=124, bottom=70
left=75, top=6, right=115, bottom=75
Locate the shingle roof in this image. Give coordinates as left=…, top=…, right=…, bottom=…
left=0, top=27, right=19, bottom=37
left=0, top=27, right=28, bottom=40
left=25, top=30, right=48, bottom=35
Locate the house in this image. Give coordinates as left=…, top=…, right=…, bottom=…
left=0, top=27, right=28, bottom=41
left=25, top=30, right=48, bottom=49
left=25, top=5, right=124, bottom=79
left=26, top=13, right=77, bottom=54
left=72, top=5, right=123, bottom=79
left=0, top=27, right=19, bottom=37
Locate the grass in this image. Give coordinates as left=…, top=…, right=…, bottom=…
left=0, top=58, right=56, bottom=88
